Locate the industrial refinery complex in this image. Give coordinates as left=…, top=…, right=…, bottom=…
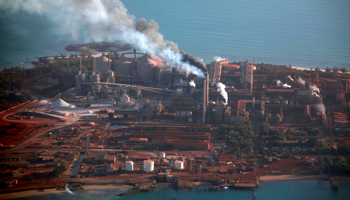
left=1, top=49, right=350, bottom=196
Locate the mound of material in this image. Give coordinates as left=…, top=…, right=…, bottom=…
left=49, top=98, right=76, bottom=109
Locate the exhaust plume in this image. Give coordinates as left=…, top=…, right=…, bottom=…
left=216, top=82, right=228, bottom=105
left=213, top=56, right=227, bottom=62
left=282, top=83, right=291, bottom=88
left=181, top=51, right=208, bottom=74
left=287, top=75, right=294, bottom=81
left=0, top=0, right=206, bottom=77
left=276, top=80, right=291, bottom=88
left=189, top=80, right=196, bottom=88
left=275, top=80, right=283, bottom=87
left=315, top=101, right=326, bottom=114
left=297, top=76, right=305, bottom=85
left=309, top=84, right=320, bottom=93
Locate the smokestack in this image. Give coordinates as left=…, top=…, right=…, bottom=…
left=134, top=48, right=138, bottom=62
left=253, top=97, right=255, bottom=109
left=79, top=56, right=82, bottom=74
left=93, top=57, right=96, bottom=74
left=108, top=53, right=111, bottom=72
left=203, top=73, right=209, bottom=124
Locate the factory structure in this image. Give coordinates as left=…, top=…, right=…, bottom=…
left=4, top=47, right=350, bottom=193
left=74, top=49, right=260, bottom=124
left=72, top=48, right=349, bottom=131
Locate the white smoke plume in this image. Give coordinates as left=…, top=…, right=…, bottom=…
left=282, top=83, right=291, bottom=88
left=297, top=76, right=305, bottom=85
left=309, top=84, right=320, bottom=93
left=287, top=75, right=294, bottom=81
left=213, top=56, right=227, bottom=62
left=216, top=82, right=228, bottom=105
left=0, top=0, right=205, bottom=77
left=189, top=80, right=196, bottom=88
left=315, top=101, right=326, bottom=114
left=275, top=80, right=283, bottom=87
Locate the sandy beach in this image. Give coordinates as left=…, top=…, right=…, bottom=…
left=0, top=188, right=66, bottom=200
left=82, top=184, right=132, bottom=191
left=0, top=184, right=132, bottom=200
left=260, top=174, right=329, bottom=182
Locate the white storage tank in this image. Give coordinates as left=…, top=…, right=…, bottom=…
left=175, top=160, right=184, bottom=170
left=143, top=160, right=154, bottom=172
left=159, top=152, right=166, bottom=158
left=125, top=161, right=134, bottom=171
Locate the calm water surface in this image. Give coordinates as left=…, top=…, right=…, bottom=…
left=18, top=180, right=350, bottom=200
left=1, top=0, right=349, bottom=70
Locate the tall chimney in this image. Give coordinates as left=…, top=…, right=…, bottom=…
left=93, top=57, right=96, bottom=75
left=253, top=97, right=255, bottom=109
left=133, top=48, right=138, bottom=62
left=133, top=48, right=138, bottom=75
left=108, top=53, right=111, bottom=72
left=79, top=56, right=82, bottom=74
left=203, top=73, right=209, bottom=124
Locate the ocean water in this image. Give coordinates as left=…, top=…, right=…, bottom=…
left=0, top=0, right=349, bottom=69
left=17, top=180, right=350, bottom=200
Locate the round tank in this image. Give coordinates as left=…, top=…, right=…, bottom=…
left=159, top=152, right=166, bottom=158
left=137, top=54, right=157, bottom=80
left=115, top=57, right=133, bottom=76
left=95, top=54, right=110, bottom=73
left=143, top=160, right=154, bottom=172
left=175, top=160, right=184, bottom=170
left=125, top=161, right=134, bottom=171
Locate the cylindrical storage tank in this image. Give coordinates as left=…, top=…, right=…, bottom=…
left=115, top=58, right=133, bottom=76
left=95, top=54, right=110, bottom=73
left=125, top=161, right=134, bottom=171
left=137, top=54, right=157, bottom=80
left=159, top=152, right=166, bottom=158
left=175, top=160, right=184, bottom=170
left=143, top=160, right=154, bottom=172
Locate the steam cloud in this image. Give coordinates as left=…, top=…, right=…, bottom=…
left=309, top=84, right=320, bottom=93
left=297, top=76, right=305, bottom=85
left=188, top=80, right=196, bottom=88
left=213, top=56, right=227, bottom=62
left=216, top=82, right=228, bottom=105
left=276, top=80, right=283, bottom=87
left=275, top=80, right=291, bottom=88
left=0, top=0, right=206, bottom=77
left=316, top=101, right=326, bottom=114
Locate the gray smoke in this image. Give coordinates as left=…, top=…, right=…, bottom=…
left=180, top=51, right=208, bottom=74
left=0, top=0, right=208, bottom=77
left=0, top=0, right=178, bottom=53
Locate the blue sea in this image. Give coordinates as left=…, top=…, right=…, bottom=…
left=0, top=0, right=349, bottom=70
left=18, top=180, right=350, bottom=200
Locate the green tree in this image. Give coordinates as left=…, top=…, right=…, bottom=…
left=260, top=122, right=270, bottom=135
left=53, top=164, right=66, bottom=177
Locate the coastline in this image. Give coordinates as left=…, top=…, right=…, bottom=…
left=0, top=184, right=132, bottom=200
left=1, top=175, right=349, bottom=199
left=259, top=174, right=330, bottom=182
